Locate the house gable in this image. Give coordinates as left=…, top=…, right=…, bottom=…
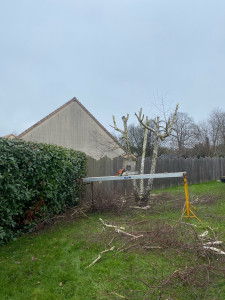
left=18, top=97, right=123, bottom=159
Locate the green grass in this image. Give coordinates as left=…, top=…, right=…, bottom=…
left=0, top=181, right=225, bottom=299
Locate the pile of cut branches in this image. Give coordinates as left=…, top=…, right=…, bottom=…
left=86, top=218, right=225, bottom=298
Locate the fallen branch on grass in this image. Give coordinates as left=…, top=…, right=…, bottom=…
left=143, top=246, right=162, bottom=250
left=99, top=218, right=125, bottom=230
left=115, top=228, right=143, bottom=239
left=86, top=246, right=115, bottom=268
left=203, top=241, right=223, bottom=246
left=199, top=230, right=208, bottom=238
left=198, top=229, right=224, bottom=254
left=109, top=292, right=126, bottom=298
left=71, top=207, right=90, bottom=218
left=116, top=243, right=138, bottom=254
left=129, top=205, right=151, bottom=210
left=116, top=235, right=144, bottom=254
left=99, top=218, right=143, bottom=239
left=203, top=246, right=225, bottom=255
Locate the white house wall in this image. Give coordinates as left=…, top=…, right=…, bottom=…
left=20, top=101, right=123, bottom=160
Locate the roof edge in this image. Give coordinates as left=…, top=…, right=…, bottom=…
left=18, top=98, right=75, bottom=138
left=2, top=133, right=17, bottom=139
left=18, top=97, right=123, bottom=150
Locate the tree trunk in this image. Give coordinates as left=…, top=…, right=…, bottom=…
left=147, top=135, right=159, bottom=193
left=143, top=135, right=159, bottom=202
left=139, top=127, right=148, bottom=200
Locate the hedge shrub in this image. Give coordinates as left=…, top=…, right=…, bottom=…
left=0, top=138, right=87, bottom=244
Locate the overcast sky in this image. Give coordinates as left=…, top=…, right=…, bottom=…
left=1, top=0, right=225, bottom=136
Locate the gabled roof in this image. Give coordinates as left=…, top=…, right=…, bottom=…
left=18, top=97, right=123, bottom=149
left=2, top=134, right=16, bottom=139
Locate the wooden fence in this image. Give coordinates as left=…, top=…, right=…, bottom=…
left=86, top=156, right=225, bottom=195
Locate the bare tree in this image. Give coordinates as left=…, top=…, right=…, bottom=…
left=112, top=104, right=179, bottom=205
left=112, top=114, right=139, bottom=195
left=112, top=114, right=153, bottom=203
left=208, top=109, right=222, bottom=156
left=191, top=121, right=212, bottom=157
left=136, top=104, right=179, bottom=202
left=169, top=112, right=196, bottom=156
left=208, top=109, right=225, bottom=156
left=127, top=124, right=154, bottom=157
left=138, top=110, right=151, bottom=201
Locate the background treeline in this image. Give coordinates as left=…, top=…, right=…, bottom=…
left=0, top=138, right=86, bottom=244
left=115, top=108, right=225, bottom=158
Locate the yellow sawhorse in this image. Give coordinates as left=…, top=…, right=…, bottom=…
left=180, top=173, right=201, bottom=222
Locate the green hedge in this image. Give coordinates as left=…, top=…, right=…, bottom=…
left=0, top=138, right=87, bottom=245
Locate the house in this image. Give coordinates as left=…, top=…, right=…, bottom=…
left=2, top=134, right=16, bottom=139
left=18, top=97, right=124, bottom=160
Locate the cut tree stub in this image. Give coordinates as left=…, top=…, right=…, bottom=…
left=122, top=160, right=136, bottom=172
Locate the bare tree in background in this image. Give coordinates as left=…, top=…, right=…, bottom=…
left=124, top=124, right=154, bottom=157
left=208, top=109, right=225, bottom=156
left=217, top=111, right=225, bottom=156
left=169, top=112, right=196, bottom=156
left=191, top=121, right=212, bottom=157
left=208, top=109, right=221, bottom=156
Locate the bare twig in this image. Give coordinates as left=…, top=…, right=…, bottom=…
left=100, top=218, right=143, bottom=239
left=117, top=243, right=138, bottom=254
left=143, top=246, right=162, bottom=250
left=109, top=291, right=126, bottom=298
left=115, top=228, right=143, bottom=239
left=117, top=235, right=144, bottom=253
left=86, top=246, right=115, bottom=268
left=99, top=218, right=125, bottom=230
left=206, top=226, right=217, bottom=239
left=129, top=205, right=151, bottom=210
left=199, top=231, right=208, bottom=238
left=203, top=246, right=225, bottom=255
left=203, top=241, right=223, bottom=246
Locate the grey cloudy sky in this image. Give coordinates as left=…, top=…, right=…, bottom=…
left=1, top=0, right=225, bottom=136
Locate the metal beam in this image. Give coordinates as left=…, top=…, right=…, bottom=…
left=82, top=172, right=186, bottom=183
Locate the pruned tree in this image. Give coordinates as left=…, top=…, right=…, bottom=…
left=138, top=110, right=151, bottom=201
left=112, top=104, right=179, bottom=205
left=112, top=114, right=153, bottom=202
left=112, top=114, right=133, bottom=160
left=112, top=114, right=139, bottom=195
left=136, top=104, right=179, bottom=202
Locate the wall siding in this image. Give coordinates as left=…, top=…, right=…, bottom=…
left=20, top=101, right=123, bottom=160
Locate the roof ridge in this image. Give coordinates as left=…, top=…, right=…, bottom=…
left=18, top=97, right=123, bottom=150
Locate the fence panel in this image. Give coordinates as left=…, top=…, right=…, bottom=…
left=85, top=156, right=225, bottom=197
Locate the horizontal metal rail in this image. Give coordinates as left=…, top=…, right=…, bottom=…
left=82, top=172, right=186, bottom=183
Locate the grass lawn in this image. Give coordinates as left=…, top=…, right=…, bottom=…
left=0, top=181, right=225, bottom=299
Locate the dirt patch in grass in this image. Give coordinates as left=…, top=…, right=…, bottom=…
left=150, top=192, right=219, bottom=213
left=32, top=191, right=220, bottom=235
left=191, top=194, right=219, bottom=205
